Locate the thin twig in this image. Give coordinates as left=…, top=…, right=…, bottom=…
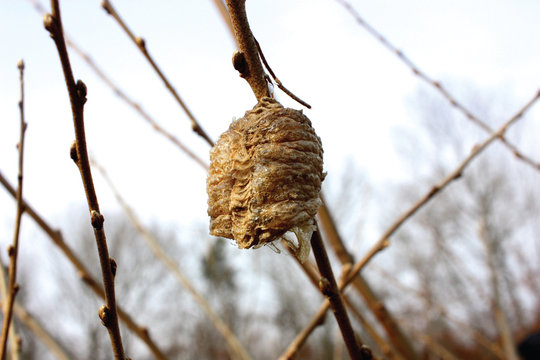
left=92, top=159, right=251, bottom=360
left=335, top=0, right=540, bottom=173
left=0, top=170, right=167, bottom=359
left=0, top=60, right=27, bottom=360
left=225, top=0, right=270, bottom=101
left=281, top=89, right=540, bottom=358
left=318, top=195, right=418, bottom=360
left=310, top=230, right=364, bottom=360
left=43, top=2, right=125, bottom=358
left=100, top=0, right=214, bottom=146
left=0, top=240, right=22, bottom=360
left=253, top=37, right=311, bottom=108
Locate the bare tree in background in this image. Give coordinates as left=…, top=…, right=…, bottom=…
left=371, top=86, right=540, bottom=359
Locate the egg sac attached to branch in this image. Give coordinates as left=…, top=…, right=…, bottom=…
left=207, top=97, right=324, bottom=261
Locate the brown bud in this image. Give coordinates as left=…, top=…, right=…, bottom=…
left=207, top=98, right=324, bottom=261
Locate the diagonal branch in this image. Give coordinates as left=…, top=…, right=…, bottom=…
left=100, top=0, right=214, bottom=146
left=0, top=60, right=27, bottom=360
left=335, top=0, right=540, bottom=173
left=345, top=90, right=540, bottom=285
left=43, top=1, right=125, bottom=357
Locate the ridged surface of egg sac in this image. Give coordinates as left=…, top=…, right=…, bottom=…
left=207, top=97, right=324, bottom=261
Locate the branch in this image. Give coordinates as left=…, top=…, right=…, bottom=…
left=216, top=0, right=310, bottom=107
left=225, top=0, right=270, bottom=101
left=43, top=2, right=125, bottom=358
left=100, top=0, right=214, bottom=146
left=310, top=230, right=365, bottom=360
left=344, top=89, right=540, bottom=287
left=0, top=60, right=27, bottom=360
left=0, top=170, right=167, bottom=359
left=335, top=0, right=540, bottom=173
left=92, top=159, right=251, bottom=360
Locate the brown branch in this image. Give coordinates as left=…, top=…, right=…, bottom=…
left=100, top=0, right=214, bottom=146
left=225, top=0, right=270, bottom=101
left=335, top=0, right=540, bottom=173
left=253, top=37, right=311, bottom=108
left=0, top=60, right=27, bottom=360
left=43, top=2, right=125, bottom=358
left=318, top=195, right=418, bottom=360
left=0, top=170, right=167, bottom=359
left=281, top=89, right=540, bottom=359
left=92, top=159, right=251, bottom=360
left=310, top=230, right=365, bottom=360
left=344, top=90, right=540, bottom=288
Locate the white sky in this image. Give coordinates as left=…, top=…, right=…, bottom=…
left=1, top=0, right=539, bottom=244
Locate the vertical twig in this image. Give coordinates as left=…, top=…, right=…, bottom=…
left=43, top=1, right=126, bottom=358
left=100, top=0, right=214, bottom=146
left=225, top=0, right=270, bottom=101
left=0, top=60, right=27, bottom=360
left=310, top=230, right=365, bottom=360
left=0, top=258, right=22, bottom=360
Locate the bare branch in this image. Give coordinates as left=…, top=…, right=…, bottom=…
left=43, top=1, right=125, bottom=357
left=254, top=37, right=311, bottom=108
left=0, top=60, right=28, bottom=360
left=100, top=0, right=214, bottom=146
left=335, top=0, right=540, bottom=172
left=225, top=0, right=270, bottom=101
left=310, top=230, right=365, bottom=360
left=345, top=90, right=540, bottom=286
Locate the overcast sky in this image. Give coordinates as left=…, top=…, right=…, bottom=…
left=1, top=0, right=539, bottom=248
